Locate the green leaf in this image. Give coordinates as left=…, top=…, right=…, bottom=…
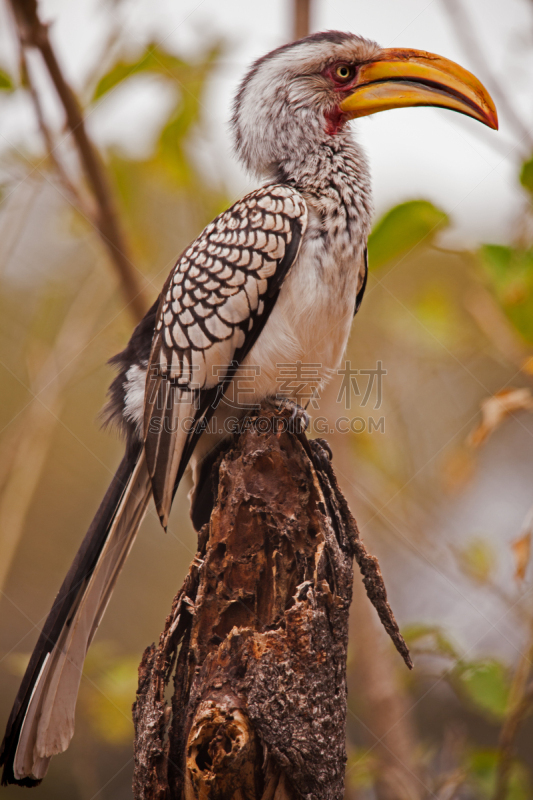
left=468, top=749, right=498, bottom=798
left=92, top=42, right=220, bottom=102
left=455, top=659, right=509, bottom=719
left=479, top=244, right=533, bottom=344
left=0, top=69, right=14, bottom=92
left=92, top=44, right=180, bottom=100
left=519, top=156, right=533, bottom=195
left=480, top=244, right=515, bottom=290
left=467, top=748, right=531, bottom=800
left=92, top=43, right=221, bottom=185
left=402, top=623, right=459, bottom=660
left=367, top=200, right=450, bottom=270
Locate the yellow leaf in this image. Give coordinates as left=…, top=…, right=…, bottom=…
left=511, top=532, right=531, bottom=583
left=441, top=446, right=476, bottom=493
left=521, top=355, right=533, bottom=376
left=469, top=388, right=533, bottom=447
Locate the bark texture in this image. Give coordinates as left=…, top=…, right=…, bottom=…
left=132, top=404, right=411, bottom=800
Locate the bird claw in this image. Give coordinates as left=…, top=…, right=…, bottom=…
left=311, top=438, right=333, bottom=471
left=314, top=438, right=332, bottom=461
left=275, top=398, right=310, bottom=433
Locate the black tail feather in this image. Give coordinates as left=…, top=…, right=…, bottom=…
left=0, top=442, right=141, bottom=787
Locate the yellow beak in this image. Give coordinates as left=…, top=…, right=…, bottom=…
left=340, top=48, right=498, bottom=130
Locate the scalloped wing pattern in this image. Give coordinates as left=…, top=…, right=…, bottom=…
left=144, top=184, right=308, bottom=525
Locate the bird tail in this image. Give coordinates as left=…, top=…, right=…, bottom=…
left=0, top=443, right=152, bottom=787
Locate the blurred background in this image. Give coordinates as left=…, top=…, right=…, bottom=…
left=1, top=0, right=533, bottom=798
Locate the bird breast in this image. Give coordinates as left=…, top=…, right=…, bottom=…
left=237, top=203, right=365, bottom=406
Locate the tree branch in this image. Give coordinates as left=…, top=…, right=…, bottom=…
left=132, top=404, right=411, bottom=799
left=17, top=43, right=94, bottom=219
left=292, top=0, right=311, bottom=41
left=9, top=0, right=149, bottom=322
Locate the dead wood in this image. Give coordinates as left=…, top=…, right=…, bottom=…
left=132, top=403, right=411, bottom=800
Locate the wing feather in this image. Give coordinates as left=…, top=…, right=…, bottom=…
left=354, top=247, right=368, bottom=317
left=144, top=184, right=308, bottom=526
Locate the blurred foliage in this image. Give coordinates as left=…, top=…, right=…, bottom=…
left=466, top=749, right=531, bottom=800
left=457, top=537, right=497, bottom=585
left=367, top=199, right=449, bottom=270
left=403, top=622, right=460, bottom=661
left=0, top=69, right=14, bottom=91
left=91, top=44, right=194, bottom=100
left=479, top=245, right=533, bottom=344
left=93, top=41, right=222, bottom=187
left=519, top=156, right=533, bottom=196
left=80, top=644, right=139, bottom=745
left=469, top=389, right=533, bottom=448
left=511, top=531, right=532, bottom=583
left=413, top=283, right=460, bottom=347
left=345, top=747, right=378, bottom=792
left=455, top=660, right=510, bottom=721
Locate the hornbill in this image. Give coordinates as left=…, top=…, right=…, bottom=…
left=1, top=31, right=497, bottom=786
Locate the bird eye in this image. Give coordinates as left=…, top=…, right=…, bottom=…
left=334, top=63, right=354, bottom=82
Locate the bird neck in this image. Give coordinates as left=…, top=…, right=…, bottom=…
left=271, top=129, right=373, bottom=241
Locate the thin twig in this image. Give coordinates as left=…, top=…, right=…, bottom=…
left=493, top=680, right=533, bottom=800
left=80, top=20, right=124, bottom=103
left=440, top=0, right=533, bottom=154
left=8, top=0, right=149, bottom=322
left=293, top=0, right=311, bottom=40
left=17, top=43, right=94, bottom=219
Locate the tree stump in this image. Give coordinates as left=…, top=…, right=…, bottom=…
left=132, top=403, right=411, bottom=800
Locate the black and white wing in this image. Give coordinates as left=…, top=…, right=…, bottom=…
left=354, top=246, right=368, bottom=317
left=143, top=184, right=308, bottom=526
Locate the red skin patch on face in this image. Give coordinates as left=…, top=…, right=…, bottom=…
left=324, top=106, right=346, bottom=136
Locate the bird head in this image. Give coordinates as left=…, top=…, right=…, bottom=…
left=232, top=31, right=497, bottom=179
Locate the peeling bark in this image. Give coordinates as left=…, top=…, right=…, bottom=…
left=132, top=403, right=410, bottom=800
